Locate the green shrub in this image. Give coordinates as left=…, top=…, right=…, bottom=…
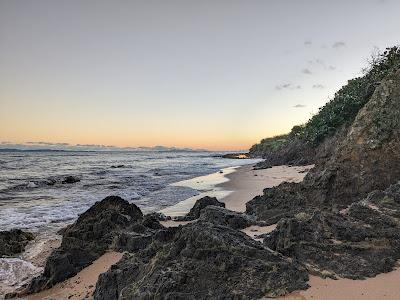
left=251, top=46, right=400, bottom=154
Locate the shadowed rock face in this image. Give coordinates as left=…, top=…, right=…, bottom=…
left=28, top=196, right=146, bottom=293
left=264, top=183, right=400, bottom=279
left=176, top=196, right=225, bottom=221
left=199, top=206, right=257, bottom=229
left=0, top=229, right=35, bottom=257
left=247, top=69, right=400, bottom=221
left=94, top=221, right=309, bottom=300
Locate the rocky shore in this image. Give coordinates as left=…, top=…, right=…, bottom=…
left=4, top=50, right=400, bottom=299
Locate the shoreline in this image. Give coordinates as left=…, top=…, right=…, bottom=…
left=11, top=162, right=400, bottom=300
left=13, top=162, right=311, bottom=300
left=160, top=163, right=312, bottom=217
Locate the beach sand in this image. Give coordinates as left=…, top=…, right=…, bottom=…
left=218, top=164, right=312, bottom=212
left=273, top=269, right=400, bottom=300
left=21, top=251, right=123, bottom=300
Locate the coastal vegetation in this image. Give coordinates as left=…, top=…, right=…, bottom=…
left=250, top=46, right=400, bottom=159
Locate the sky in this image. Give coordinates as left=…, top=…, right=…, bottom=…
left=1, top=0, right=399, bottom=151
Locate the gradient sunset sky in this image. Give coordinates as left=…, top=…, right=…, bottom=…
left=1, top=0, right=399, bottom=150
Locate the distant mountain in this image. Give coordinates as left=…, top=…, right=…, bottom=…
left=0, top=143, right=209, bottom=152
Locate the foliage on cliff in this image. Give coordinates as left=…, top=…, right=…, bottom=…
left=250, top=46, right=400, bottom=158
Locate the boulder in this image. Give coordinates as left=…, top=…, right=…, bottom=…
left=28, top=196, right=147, bottom=292
left=0, top=229, right=35, bottom=257
left=62, top=176, right=80, bottom=184
left=176, top=196, right=225, bottom=221
left=199, top=206, right=256, bottom=229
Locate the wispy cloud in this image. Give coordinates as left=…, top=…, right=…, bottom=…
left=293, top=104, right=306, bottom=108
left=275, top=83, right=301, bottom=90
left=332, top=41, right=346, bottom=49
left=312, top=84, right=325, bottom=89
left=308, top=59, right=336, bottom=71
left=304, top=40, right=312, bottom=47
left=302, top=68, right=312, bottom=75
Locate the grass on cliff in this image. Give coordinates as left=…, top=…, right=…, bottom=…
left=251, top=46, right=400, bottom=155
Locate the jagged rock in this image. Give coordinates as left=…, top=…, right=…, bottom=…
left=0, top=229, right=35, bottom=257
left=147, top=212, right=171, bottom=222
left=94, top=221, right=309, bottom=300
left=176, top=196, right=225, bottom=221
left=264, top=185, right=400, bottom=279
left=198, top=206, right=256, bottom=229
left=27, top=196, right=146, bottom=293
left=247, top=69, right=400, bottom=222
left=62, top=176, right=80, bottom=184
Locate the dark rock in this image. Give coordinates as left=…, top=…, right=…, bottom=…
left=146, top=212, right=171, bottom=222
left=221, top=153, right=250, bottom=159
left=111, top=165, right=125, bottom=168
left=0, top=229, right=35, bottom=257
left=94, top=221, right=309, bottom=299
left=176, top=196, right=225, bottom=221
left=198, top=206, right=256, bottom=229
left=62, top=176, right=80, bottom=184
left=28, top=196, right=146, bottom=292
left=264, top=186, right=400, bottom=279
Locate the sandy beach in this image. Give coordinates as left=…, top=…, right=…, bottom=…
left=218, top=164, right=312, bottom=212
left=21, top=251, right=123, bottom=300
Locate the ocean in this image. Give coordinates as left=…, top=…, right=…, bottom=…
left=0, top=150, right=259, bottom=234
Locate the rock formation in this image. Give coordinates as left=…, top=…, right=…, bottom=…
left=0, top=229, right=34, bottom=257
left=28, top=196, right=152, bottom=292
left=264, top=183, right=400, bottom=279
left=94, top=221, right=309, bottom=299
left=247, top=68, right=400, bottom=221
left=176, top=196, right=225, bottom=221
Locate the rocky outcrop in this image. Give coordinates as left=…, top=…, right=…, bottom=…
left=252, top=138, right=316, bottom=169
left=247, top=69, right=400, bottom=222
left=62, top=176, right=80, bottom=184
left=28, top=196, right=149, bottom=292
left=0, top=229, right=35, bottom=257
left=199, top=206, right=257, bottom=229
left=221, top=152, right=250, bottom=159
left=176, top=196, right=225, bottom=221
left=253, top=127, right=346, bottom=169
left=94, top=221, right=309, bottom=300
left=264, top=183, right=400, bottom=279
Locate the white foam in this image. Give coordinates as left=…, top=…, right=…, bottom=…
left=160, top=166, right=236, bottom=217
left=0, top=258, right=42, bottom=287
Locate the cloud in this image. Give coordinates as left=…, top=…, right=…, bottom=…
left=312, top=84, right=325, bottom=89
left=293, top=104, right=306, bottom=108
left=332, top=41, right=346, bottom=49
left=304, top=40, right=312, bottom=47
left=308, top=59, right=336, bottom=71
left=275, top=83, right=301, bottom=90
left=302, top=68, right=312, bottom=75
